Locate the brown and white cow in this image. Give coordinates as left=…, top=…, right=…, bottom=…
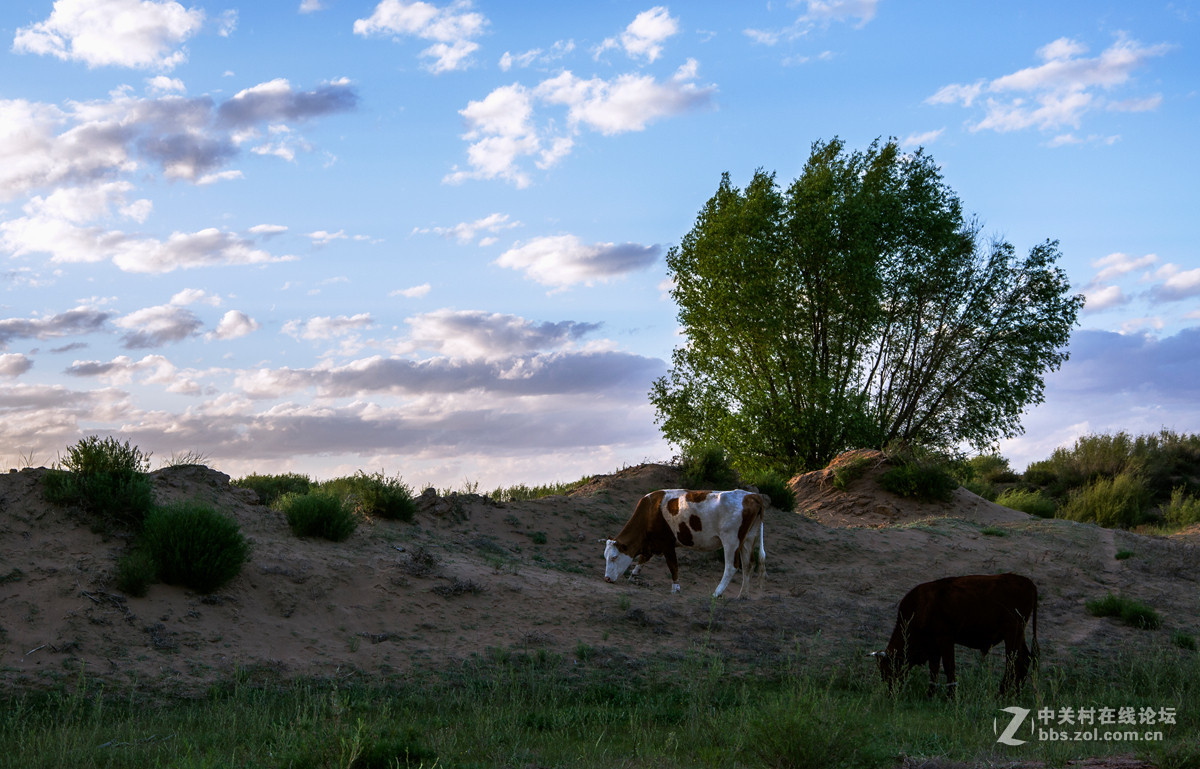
left=602, top=489, right=766, bottom=597
left=873, top=573, right=1039, bottom=697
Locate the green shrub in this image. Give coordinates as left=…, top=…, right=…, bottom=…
left=233, top=472, right=311, bottom=506
left=965, top=452, right=1019, bottom=484
left=1172, top=631, right=1197, bottom=651
left=679, top=444, right=739, bottom=489
left=745, top=469, right=796, bottom=511
left=43, top=466, right=155, bottom=529
left=140, top=502, right=249, bottom=593
left=1086, top=593, right=1162, bottom=630
left=996, top=487, right=1057, bottom=518
left=43, top=436, right=155, bottom=528
left=960, top=478, right=998, bottom=501
left=278, top=492, right=357, bottom=541
left=1060, top=472, right=1151, bottom=528
left=319, top=470, right=416, bottom=522
left=489, top=476, right=592, bottom=502
left=831, top=455, right=874, bottom=491
left=1115, top=549, right=1134, bottom=560
left=1164, top=486, right=1200, bottom=528
left=878, top=463, right=957, bottom=503
left=114, top=547, right=158, bottom=597
left=59, top=435, right=151, bottom=474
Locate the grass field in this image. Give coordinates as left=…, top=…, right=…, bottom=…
left=4, top=640, right=1198, bottom=769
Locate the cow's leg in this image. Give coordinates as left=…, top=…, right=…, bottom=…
left=629, top=554, right=650, bottom=579
left=1001, top=637, right=1031, bottom=695
left=926, top=655, right=941, bottom=698
left=712, top=540, right=739, bottom=598
left=663, top=547, right=681, bottom=593
left=942, top=644, right=958, bottom=699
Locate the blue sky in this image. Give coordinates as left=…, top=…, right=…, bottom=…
left=0, top=0, right=1196, bottom=488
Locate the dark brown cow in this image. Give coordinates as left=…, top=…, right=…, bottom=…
left=873, top=573, right=1039, bottom=696
left=602, top=489, right=766, bottom=597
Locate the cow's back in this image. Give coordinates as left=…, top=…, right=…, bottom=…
left=899, top=574, right=1036, bottom=652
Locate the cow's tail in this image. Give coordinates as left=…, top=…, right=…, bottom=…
left=1030, top=586, right=1040, bottom=670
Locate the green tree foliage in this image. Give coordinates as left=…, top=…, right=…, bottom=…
left=650, top=138, right=1083, bottom=473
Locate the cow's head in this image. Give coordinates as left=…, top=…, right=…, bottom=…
left=872, top=649, right=900, bottom=687
left=602, top=539, right=633, bottom=583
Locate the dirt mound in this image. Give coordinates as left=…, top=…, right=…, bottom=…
left=2, top=459, right=1198, bottom=714
left=789, top=449, right=1030, bottom=528
left=566, top=462, right=684, bottom=504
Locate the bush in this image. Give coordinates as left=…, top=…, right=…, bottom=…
left=59, top=435, right=151, bottom=474
left=996, top=488, right=1057, bottom=518
left=278, top=492, right=358, bottom=541
left=878, top=463, right=957, bottom=503
left=679, top=444, right=739, bottom=489
left=1060, top=472, right=1151, bottom=528
left=831, top=454, right=874, bottom=491
left=1164, top=486, right=1200, bottom=528
left=233, top=472, right=311, bottom=506
left=960, top=478, right=998, bottom=501
left=1085, top=593, right=1162, bottom=630
left=965, top=452, right=1019, bottom=484
left=319, top=470, right=416, bottom=521
left=745, top=469, right=796, bottom=511
left=43, top=466, right=155, bottom=529
left=140, top=502, right=249, bottom=593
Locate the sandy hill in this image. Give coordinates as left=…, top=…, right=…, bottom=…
left=1, top=455, right=1197, bottom=696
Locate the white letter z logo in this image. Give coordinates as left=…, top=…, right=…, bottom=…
left=995, top=706, right=1031, bottom=746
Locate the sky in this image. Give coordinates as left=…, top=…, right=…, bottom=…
left=0, top=0, right=1196, bottom=489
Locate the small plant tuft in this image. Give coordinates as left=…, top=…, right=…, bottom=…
left=1085, top=593, right=1162, bottom=630
left=1172, top=631, right=1197, bottom=651
left=277, top=492, right=358, bottom=541
left=114, top=547, right=159, bottom=597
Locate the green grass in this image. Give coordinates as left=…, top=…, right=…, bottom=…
left=996, top=488, right=1057, bottom=518
left=3, top=644, right=1197, bottom=769
left=489, top=476, right=592, bottom=502
left=276, top=492, right=358, bottom=541
left=1086, top=593, right=1163, bottom=630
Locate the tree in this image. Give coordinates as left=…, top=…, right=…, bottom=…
left=650, top=138, right=1084, bottom=474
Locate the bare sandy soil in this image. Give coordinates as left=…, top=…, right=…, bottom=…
left=1, top=454, right=1196, bottom=766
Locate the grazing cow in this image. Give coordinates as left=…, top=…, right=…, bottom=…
left=872, top=573, right=1039, bottom=697
left=602, top=489, right=766, bottom=597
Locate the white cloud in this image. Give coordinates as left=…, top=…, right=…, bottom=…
left=1082, top=284, right=1127, bottom=312
left=0, top=353, right=33, bottom=378
left=1090, top=251, right=1157, bottom=284
left=499, top=40, right=574, bottom=72
left=115, top=304, right=203, bottom=348
left=902, top=128, right=944, bottom=147
left=0, top=307, right=111, bottom=349
left=1153, top=264, right=1200, bottom=302
left=392, top=283, right=432, bottom=298
left=284, top=313, right=374, bottom=341
left=353, top=0, right=487, bottom=73
left=416, top=212, right=520, bottom=244
left=496, top=235, right=661, bottom=289
left=13, top=0, right=206, bottom=71
left=403, top=309, right=601, bottom=360
left=447, top=63, right=713, bottom=186
left=597, top=6, right=679, bottom=63
left=928, top=34, right=1172, bottom=134
left=744, top=0, right=879, bottom=45
left=209, top=310, right=260, bottom=340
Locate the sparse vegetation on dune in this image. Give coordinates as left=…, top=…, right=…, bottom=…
left=9, top=434, right=1200, bottom=768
